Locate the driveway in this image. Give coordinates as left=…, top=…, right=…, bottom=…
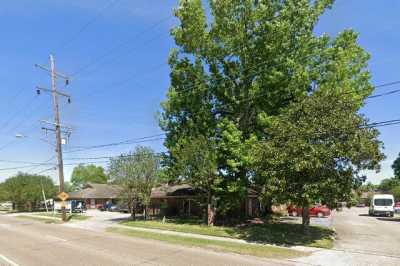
left=63, top=209, right=132, bottom=231
left=294, top=207, right=400, bottom=266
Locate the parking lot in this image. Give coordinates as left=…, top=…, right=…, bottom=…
left=296, top=207, right=400, bottom=266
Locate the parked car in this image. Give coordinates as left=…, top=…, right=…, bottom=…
left=394, top=202, right=400, bottom=213
left=117, top=203, right=129, bottom=213
left=369, top=194, right=394, bottom=217
left=356, top=202, right=366, bottom=207
left=287, top=205, right=331, bottom=217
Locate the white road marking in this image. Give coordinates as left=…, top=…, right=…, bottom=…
left=0, top=254, right=19, bottom=266
left=45, top=235, right=67, bottom=242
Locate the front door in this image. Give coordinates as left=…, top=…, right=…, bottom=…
left=90, top=199, right=95, bottom=209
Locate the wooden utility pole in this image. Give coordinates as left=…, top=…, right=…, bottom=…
left=36, top=55, right=71, bottom=222
left=50, top=55, right=67, bottom=221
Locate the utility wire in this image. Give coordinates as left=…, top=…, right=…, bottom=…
left=71, top=15, right=171, bottom=78
left=0, top=119, right=399, bottom=172
left=75, top=33, right=168, bottom=82
left=0, top=95, right=39, bottom=133
left=56, top=0, right=122, bottom=53
left=63, top=136, right=165, bottom=154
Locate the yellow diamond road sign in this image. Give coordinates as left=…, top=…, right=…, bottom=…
left=58, top=192, right=69, bottom=201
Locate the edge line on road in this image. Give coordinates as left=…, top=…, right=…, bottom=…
left=0, top=254, right=19, bottom=266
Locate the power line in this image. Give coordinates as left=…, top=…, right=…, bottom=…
left=71, top=15, right=171, bottom=78
left=0, top=95, right=39, bottom=133
left=74, top=33, right=168, bottom=82
left=55, top=0, right=123, bottom=53
left=0, top=118, right=398, bottom=172
left=64, top=136, right=165, bottom=154
left=79, top=62, right=167, bottom=100
left=34, top=167, right=57, bottom=175
left=367, top=88, right=400, bottom=99
left=0, top=139, right=19, bottom=152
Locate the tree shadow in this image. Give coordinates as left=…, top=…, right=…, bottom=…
left=232, top=222, right=334, bottom=247
left=376, top=217, right=400, bottom=222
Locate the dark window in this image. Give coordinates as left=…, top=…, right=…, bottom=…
left=374, top=199, right=393, bottom=206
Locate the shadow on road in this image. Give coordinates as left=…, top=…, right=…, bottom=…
left=358, top=214, right=370, bottom=217
left=376, top=217, right=400, bottom=222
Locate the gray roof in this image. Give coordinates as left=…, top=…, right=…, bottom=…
left=151, top=184, right=197, bottom=198
left=68, top=183, right=122, bottom=200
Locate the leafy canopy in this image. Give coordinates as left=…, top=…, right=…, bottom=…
left=109, top=146, right=160, bottom=215
left=1, top=172, right=57, bottom=210
left=253, top=91, right=384, bottom=212
left=392, top=153, right=400, bottom=179
left=70, top=164, right=108, bottom=189
left=161, top=0, right=383, bottom=222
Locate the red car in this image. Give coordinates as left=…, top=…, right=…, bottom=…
left=287, top=205, right=331, bottom=218
left=395, top=202, right=400, bottom=213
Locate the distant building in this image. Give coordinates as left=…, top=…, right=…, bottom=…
left=66, top=182, right=261, bottom=218
left=67, top=183, right=122, bottom=209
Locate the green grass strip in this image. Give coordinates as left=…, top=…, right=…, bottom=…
left=107, top=227, right=308, bottom=259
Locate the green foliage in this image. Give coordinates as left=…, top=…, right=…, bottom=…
left=63, top=181, right=74, bottom=193
left=1, top=172, right=57, bottom=211
left=392, top=153, right=400, bottom=179
left=390, top=186, right=400, bottom=200
left=70, top=164, right=108, bottom=189
left=0, top=182, right=7, bottom=202
left=378, top=178, right=400, bottom=192
left=160, top=0, right=383, bottom=225
left=253, top=92, right=384, bottom=224
left=109, top=146, right=160, bottom=219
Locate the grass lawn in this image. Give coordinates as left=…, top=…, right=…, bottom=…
left=17, top=215, right=62, bottom=224
left=120, top=218, right=334, bottom=249
left=35, top=212, right=91, bottom=221
left=107, top=227, right=308, bottom=259
left=17, top=213, right=90, bottom=223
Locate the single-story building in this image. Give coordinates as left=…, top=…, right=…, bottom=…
left=65, top=182, right=261, bottom=217
left=67, top=183, right=122, bottom=209
left=149, top=184, right=261, bottom=218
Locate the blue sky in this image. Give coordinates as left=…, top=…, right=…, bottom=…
left=0, top=0, right=398, bottom=184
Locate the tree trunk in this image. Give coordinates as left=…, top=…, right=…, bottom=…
left=302, top=204, right=310, bottom=226
left=207, top=203, right=215, bottom=226
left=129, top=201, right=136, bottom=221
left=264, top=198, right=273, bottom=215
left=206, top=193, right=215, bottom=226
left=143, top=205, right=147, bottom=220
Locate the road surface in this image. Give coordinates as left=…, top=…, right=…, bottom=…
left=2, top=208, right=400, bottom=266
left=0, top=215, right=293, bottom=266
left=295, top=207, right=400, bottom=266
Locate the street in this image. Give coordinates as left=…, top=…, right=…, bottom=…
left=0, top=214, right=291, bottom=266
left=1, top=208, right=400, bottom=266
left=295, top=207, right=400, bottom=266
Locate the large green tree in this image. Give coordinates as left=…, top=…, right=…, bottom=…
left=70, top=164, right=108, bottom=189
left=2, top=173, right=57, bottom=211
left=161, top=0, right=375, bottom=218
left=253, top=92, right=384, bottom=225
left=392, top=153, right=400, bottom=179
left=109, top=146, right=160, bottom=220
left=172, top=136, right=222, bottom=225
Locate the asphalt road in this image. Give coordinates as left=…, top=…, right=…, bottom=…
left=0, top=215, right=292, bottom=266
left=295, top=207, right=400, bottom=266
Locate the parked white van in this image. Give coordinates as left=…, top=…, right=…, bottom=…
left=369, top=194, right=395, bottom=217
